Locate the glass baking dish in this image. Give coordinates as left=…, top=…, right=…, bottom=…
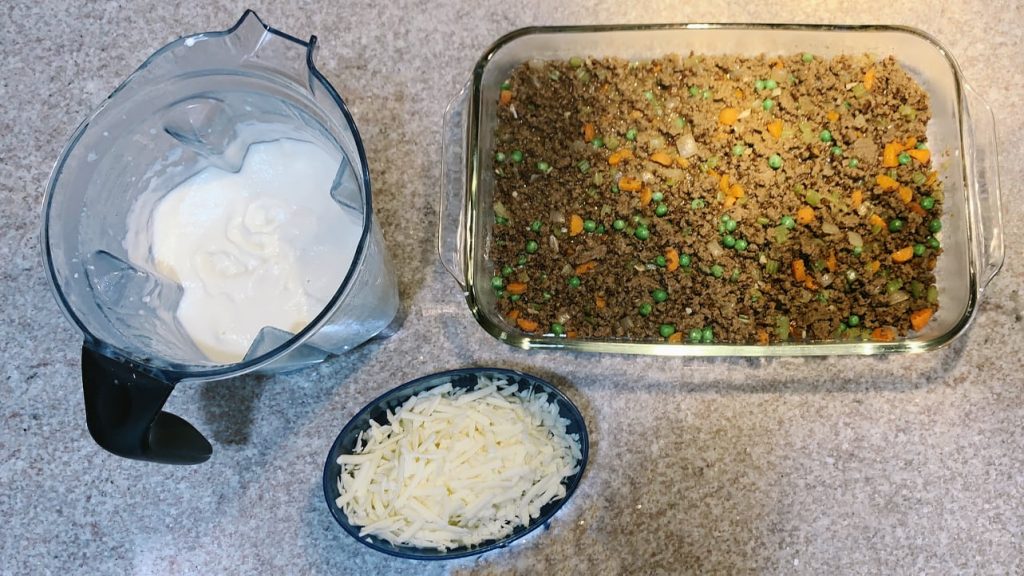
left=439, top=24, right=1003, bottom=356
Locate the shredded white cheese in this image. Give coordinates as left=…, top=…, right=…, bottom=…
left=335, top=376, right=583, bottom=550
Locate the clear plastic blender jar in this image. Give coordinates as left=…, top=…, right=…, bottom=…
left=41, top=11, right=400, bottom=464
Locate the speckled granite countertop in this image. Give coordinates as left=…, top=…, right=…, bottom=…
left=2, top=1, right=1022, bottom=574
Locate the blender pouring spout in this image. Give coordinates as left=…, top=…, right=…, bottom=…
left=81, top=344, right=212, bottom=465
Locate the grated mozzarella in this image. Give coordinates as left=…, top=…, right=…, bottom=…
left=335, top=376, right=582, bottom=550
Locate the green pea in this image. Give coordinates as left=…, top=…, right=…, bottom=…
left=659, top=324, right=676, bottom=338
left=765, top=79, right=778, bottom=90
left=577, top=160, right=590, bottom=173
left=848, top=315, right=860, bottom=327
left=691, top=199, right=706, bottom=209
left=768, top=154, right=783, bottom=170
left=644, top=90, right=655, bottom=101
left=916, top=142, right=928, bottom=150
left=652, top=191, right=664, bottom=202
left=495, top=215, right=508, bottom=225
left=502, top=265, right=513, bottom=277
left=848, top=158, right=859, bottom=168
left=544, top=323, right=563, bottom=337
left=819, top=130, right=832, bottom=142
left=517, top=255, right=528, bottom=266
left=583, top=219, right=597, bottom=233
left=491, top=276, right=504, bottom=289
left=531, top=220, right=542, bottom=232
left=596, top=224, right=606, bottom=234
left=913, top=243, right=925, bottom=257
left=802, top=53, right=814, bottom=62
left=674, top=117, right=686, bottom=129
left=929, top=219, right=943, bottom=233
left=525, top=240, right=539, bottom=254
left=689, top=328, right=703, bottom=343
left=655, top=255, right=667, bottom=267
left=721, top=215, right=731, bottom=223
left=710, top=264, right=724, bottom=278
left=613, top=219, right=626, bottom=231
left=652, top=289, right=668, bottom=303
left=763, top=99, right=775, bottom=111
left=852, top=246, right=863, bottom=256
left=511, top=150, right=523, bottom=163
left=495, top=151, right=507, bottom=163
left=735, top=238, right=748, bottom=251
left=781, top=215, right=796, bottom=229
left=689, top=86, right=699, bottom=97
left=888, top=218, right=905, bottom=232
left=655, top=204, right=668, bottom=217
left=500, top=80, right=511, bottom=90
left=732, top=144, right=747, bottom=156
left=536, top=161, right=551, bottom=173
left=831, top=146, right=843, bottom=156
left=568, top=276, right=581, bottom=288
left=725, top=219, right=738, bottom=233
left=626, top=128, right=638, bottom=141
left=702, top=89, right=712, bottom=99
left=679, top=254, right=692, bottom=267
left=928, top=236, right=940, bottom=249
left=634, top=226, right=650, bottom=240
left=701, top=327, right=714, bottom=343
left=509, top=294, right=520, bottom=302
left=755, top=79, right=766, bottom=91
left=591, top=138, right=605, bottom=149
left=722, top=235, right=736, bottom=248
left=898, top=152, right=911, bottom=165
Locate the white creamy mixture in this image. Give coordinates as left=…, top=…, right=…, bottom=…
left=140, top=138, right=359, bottom=363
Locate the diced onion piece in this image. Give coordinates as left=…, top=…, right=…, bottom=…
left=847, top=231, right=864, bottom=247
left=822, top=222, right=840, bottom=235
left=676, top=134, right=699, bottom=158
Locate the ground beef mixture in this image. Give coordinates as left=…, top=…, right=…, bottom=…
left=489, top=53, right=943, bottom=344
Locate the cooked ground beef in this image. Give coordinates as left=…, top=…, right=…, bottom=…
left=489, top=53, right=942, bottom=344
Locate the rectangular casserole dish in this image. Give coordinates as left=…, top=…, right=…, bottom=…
left=439, top=24, right=1003, bottom=356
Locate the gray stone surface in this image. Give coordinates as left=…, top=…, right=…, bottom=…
left=2, top=1, right=1022, bottom=574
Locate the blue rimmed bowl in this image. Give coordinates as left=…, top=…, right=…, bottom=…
left=322, top=367, right=589, bottom=560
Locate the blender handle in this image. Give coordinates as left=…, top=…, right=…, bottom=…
left=81, top=344, right=212, bottom=465
left=438, top=82, right=470, bottom=293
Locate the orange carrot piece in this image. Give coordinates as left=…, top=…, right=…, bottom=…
left=796, top=205, right=815, bottom=225
left=516, top=317, right=539, bottom=332
left=926, top=172, right=938, bottom=186
left=891, top=246, right=914, bottom=263
left=827, top=110, right=840, bottom=122
left=908, top=202, right=927, bottom=217
left=870, top=326, right=897, bottom=342
left=718, top=107, right=740, bottom=126
left=792, top=259, right=807, bottom=282
left=566, top=330, right=578, bottom=339
left=882, top=142, right=902, bottom=167
left=864, top=68, right=877, bottom=91
left=665, top=248, right=680, bottom=272
left=876, top=174, right=899, bottom=191
left=723, top=195, right=737, bottom=209
left=826, top=251, right=838, bottom=273
left=866, top=260, right=881, bottom=275
left=910, top=308, right=934, bottom=332
left=676, top=156, right=690, bottom=168
left=595, top=295, right=606, bottom=309
left=869, top=214, right=887, bottom=230
left=506, top=282, right=528, bottom=295
left=575, top=261, right=598, bottom=275
left=851, top=189, right=864, bottom=209
left=897, top=186, right=913, bottom=204
left=804, top=277, right=818, bottom=290
left=650, top=152, right=673, bottom=167
left=905, top=137, right=918, bottom=149
left=640, top=188, right=652, bottom=206
left=719, top=174, right=731, bottom=193
left=734, top=88, right=744, bottom=99
left=767, top=119, right=784, bottom=139
left=731, top=184, right=745, bottom=198
left=506, top=309, right=520, bottom=321
left=569, top=214, right=584, bottom=236
left=908, top=148, right=931, bottom=163
left=667, top=331, right=683, bottom=343
left=583, top=122, right=595, bottom=142
left=499, top=90, right=513, bottom=106
left=757, top=329, right=770, bottom=345
left=608, top=149, right=634, bottom=165
left=618, top=177, right=642, bottom=192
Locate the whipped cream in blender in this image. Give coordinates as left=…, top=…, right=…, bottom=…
left=129, top=137, right=360, bottom=363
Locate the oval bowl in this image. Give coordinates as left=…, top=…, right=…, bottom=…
left=322, top=367, right=589, bottom=560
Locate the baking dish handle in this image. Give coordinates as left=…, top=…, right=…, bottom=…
left=964, top=84, right=1004, bottom=296
left=438, top=82, right=470, bottom=293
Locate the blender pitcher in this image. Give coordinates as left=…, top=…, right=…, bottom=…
left=40, top=11, right=400, bottom=464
